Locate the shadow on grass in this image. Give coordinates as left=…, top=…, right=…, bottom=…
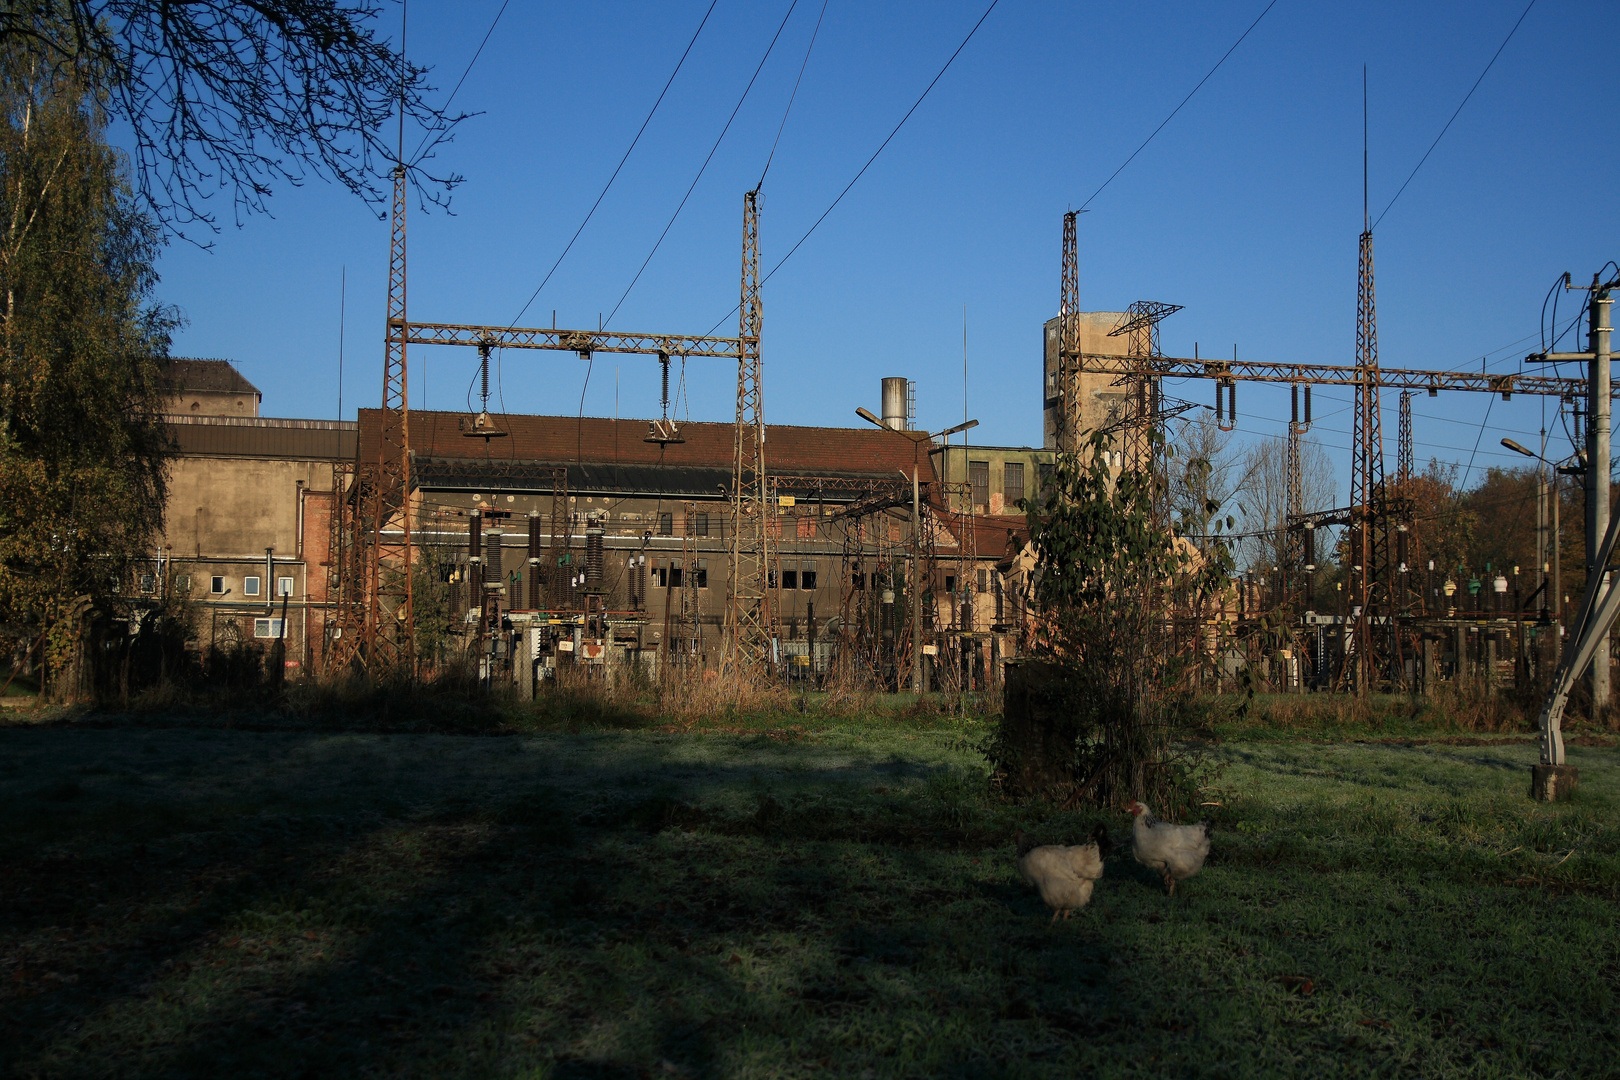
left=3, top=729, right=1617, bottom=1078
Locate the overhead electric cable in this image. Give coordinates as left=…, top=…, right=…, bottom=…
left=1077, top=0, right=1279, bottom=213
left=757, top=0, right=829, bottom=191
left=606, top=0, right=802, bottom=328
left=706, top=0, right=1000, bottom=334
left=511, top=0, right=719, bottom=327
left=1371, top=0, right=1537, bottom=230
left=409, top=0, right=512, bottom=166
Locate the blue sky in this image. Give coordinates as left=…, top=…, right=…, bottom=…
left=143, top=0, right=1619, bottom=503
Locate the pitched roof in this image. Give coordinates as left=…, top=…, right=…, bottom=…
left=936, top=510, right=1030, bottom=563
left=160, top=358, right=261, bottom=396
left=359, top=410, right=939, bottom=490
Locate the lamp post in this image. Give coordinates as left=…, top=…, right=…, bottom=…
left=1502, top=437, right=1579, bottom=656
left=856, top=408, right=978, bottom=694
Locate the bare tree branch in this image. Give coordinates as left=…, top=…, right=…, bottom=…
left=1, top=1, right=468, bottom=241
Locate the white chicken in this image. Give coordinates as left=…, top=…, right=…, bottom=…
left=1127, top=801, right=1211, bottom=896
left=1015, top=824, right=1109, bottom=922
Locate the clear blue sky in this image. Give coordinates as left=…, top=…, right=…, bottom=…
left=144, top=0, right=1619, bottom=503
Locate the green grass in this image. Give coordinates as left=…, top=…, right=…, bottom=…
left=1, top=715, right=1616, bottom=1078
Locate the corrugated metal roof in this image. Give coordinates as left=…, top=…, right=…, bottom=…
left=167, top=417, right=357, bottom=460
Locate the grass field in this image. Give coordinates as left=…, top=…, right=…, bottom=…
left=2, top=710, right=1617, bottom=1079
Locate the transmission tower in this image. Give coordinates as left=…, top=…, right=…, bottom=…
left=724, top=189, right=776, bottom=672
left=1108, top=300, right=1182, bottom=475
left=1058, top=211, right=1081, bottom=453
left=335, top=164, right=415, bottom=672
left=1397, top=390, right=1414, bottom=487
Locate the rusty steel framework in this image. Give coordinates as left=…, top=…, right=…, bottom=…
left=1053, top=214, right=1596, bottom=697
left=323, top=461, right=360, bottom=671
left=1397, top=389, right=1414, bottom=487
left=725, top=189, right=776, bottom=672
left=1057, top=211, right=1082, bottom=453
left=1344, top=226, right=1390, bottom=693
left=335, top=164, right=416, bottom=672
left=1108, top=301, right=1183, bottom=475
left=339, top=190, right=774, bottom=676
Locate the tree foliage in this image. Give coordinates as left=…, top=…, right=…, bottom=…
left=0, top=2, right=465, bottom=238
left=990, top=434, right=1234, bottom=815
left=0, top=41, right=174, bottom=682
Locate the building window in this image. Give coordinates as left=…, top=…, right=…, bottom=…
left=253, top=617, right=285, bottom=639
left=852, top=570, right=866, bottom=591
left=801, top=565, right=817, bottom=590
left=695, top=559, right=708, bottom=589
left=670, top=560, right=683, bottom=589
left=969, top=460, right=990, bottom=509
left=243, top=576, right=261, bottom=597
left=1038, top=462, right=1056, bottom=497
left=1003, top=461, right=1025, bottom=506
left=945, top=574, right=956, bottom=594
left=210, top=575, right=226, bottom=594
left=692, top=512, right=710, bottom=537
left=781, top=569, right=798, bottom=590
left=977, top=568, right=988, bottom=594
left=652, top=564, right=668, bottom=589
left=138, top=572, right=157, bottom=594
left=658, top=512, right=673, bottom=536
left=277, top=576, right=295, bottom=598
left=176, top=574, right=190, bottom=592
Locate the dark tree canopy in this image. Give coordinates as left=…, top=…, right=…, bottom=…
left=0, top=1, right=464, bottom=238
left=0, top=40, right=175, bottom=668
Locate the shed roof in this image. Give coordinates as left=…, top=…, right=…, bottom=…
left=361, top=410, right=939, bottom=493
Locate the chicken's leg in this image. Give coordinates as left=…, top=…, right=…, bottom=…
left=1165, top=874, right=1176, bottom=897
left=1051, top=909, right=1061, bottom=924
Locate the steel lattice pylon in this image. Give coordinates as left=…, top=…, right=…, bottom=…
left=724, top=190, right=776, bottom=673
left=1108, top=301, right=1182, bottom=476
left=1058, top=211, right=1082, bottom=453
left=1346, top=228, right=1389, bottom=694
left=1397, top=389, right=1414, bottom=487
left=334, top=165, right=415, bottom=672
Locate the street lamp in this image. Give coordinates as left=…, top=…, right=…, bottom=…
left=856, top=409, right=980, bottom=695
left=1501, top=438, right=1570, bottom=630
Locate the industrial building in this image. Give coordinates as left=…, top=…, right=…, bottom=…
left=154, top=358, right=1059, bottom=688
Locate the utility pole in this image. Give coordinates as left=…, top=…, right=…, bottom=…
left=1590, top=275, right=1613, bottom=711
left=911, top=465, right=922, bottom=694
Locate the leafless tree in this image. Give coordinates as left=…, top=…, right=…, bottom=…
left=1234, top=434, right=1336, bottom=572
left=1, top=2, right=466, bottom=239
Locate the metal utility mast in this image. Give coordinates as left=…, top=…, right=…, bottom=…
left=1108, top=300, right=1182, bottom=475
left=724, top=189, right=776, bottom=672
left=1397, top=390, right=1414, bottom=487
left=1346, top=222, right=1388, bottom=693
left=336, top=163, right=415, bottom=671
left=1057, top=210, right=1082, bottom=453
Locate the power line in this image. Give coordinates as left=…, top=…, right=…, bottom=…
left=409, top=0, right=512, bottom=167
left=1077, top=0, right=1280, bottom=213
left=605, top=0, right=802, bottom=329
left=1371, top=0, right=1538, bottom=231
left=510, top=0, right=719, bottom=327
left=758, top=0, right=829, bottom=192
left=706, top=0, right=1001, bottom=335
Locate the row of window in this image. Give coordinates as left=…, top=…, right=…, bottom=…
left=967, top=460, right=1025, bottom=507
left=208, top=575, right=295, bottom=598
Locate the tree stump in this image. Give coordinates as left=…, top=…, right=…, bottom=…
left=1529, top=764, right=1579, bottom=802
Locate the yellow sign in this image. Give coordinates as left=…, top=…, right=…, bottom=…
left=778, top=495, right=796, bottom=507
